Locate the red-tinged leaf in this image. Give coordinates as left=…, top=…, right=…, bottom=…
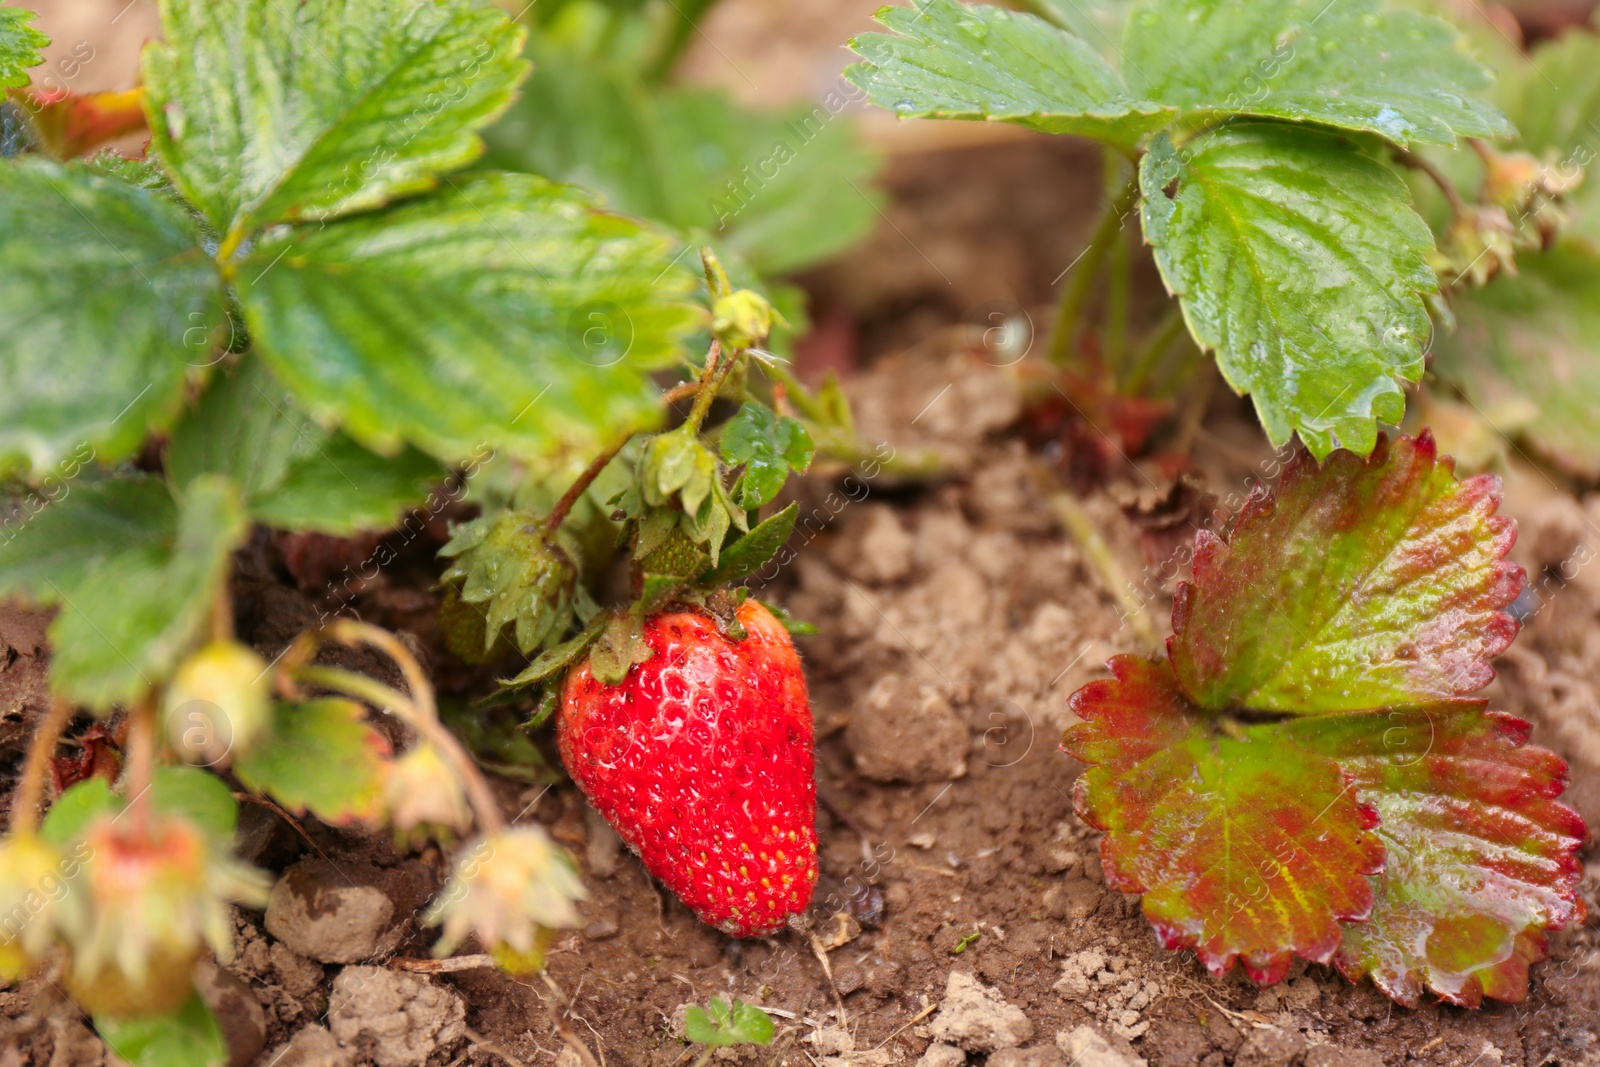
left=13, top=87, right=147, bottom=158
left=1170, top=432, right=1523, bottom=714
left=1279, top=704, right=1588, bottom=1006
left=1063, top=655, right=1386, bottom=982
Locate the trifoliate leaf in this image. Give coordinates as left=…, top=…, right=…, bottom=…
left=1063, top=655, right=1386, bottom=983
left=0, top=159, right=225, bottom=472
left=1281, top=704, right=1587, bottom=1008
left=143, top=0, right=528, bottom=236
left=168, top=357, right=445, bottom=534
left=0, top=474, right=249, bottom=709
left=96, top=993, right=228, bottom=1067
left=844, top=0, right=1173, bottom=149
left=684, top=998, right=775, bottom=1048
left=439, top=509, right=580, bottom=656
left=234, top=699, right=390, bottom=824
left=721, top=403, right=814, bottom=509
left=484, top=42, right=881, bottom=276
left=234, top=173, right=699, bottom=466
left=1169, top=433, right=1522, bottom=713
left=1064, top=434, right=1575, bottom=1004
left=1434, top=242, right=1600, bottom=479
left=1140, top=126, right=1437, bottom=458
left=0, top=8, right=48, bottom=89
left=1123, top=0, right=1507, bottom=147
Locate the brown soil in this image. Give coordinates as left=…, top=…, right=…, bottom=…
left=4, top=347, right=1599, bottom=1067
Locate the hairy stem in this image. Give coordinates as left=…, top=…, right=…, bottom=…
left=316, top=621, right=506, bottom=835
left=545, top=433, right=634, bottom=532
left=1049, top=493, right=1161, bottom=648
left=1122, top=304, right=1189, bottom=395
left=1394, top=146, right=1466, bottom=220
left=1048, top=171, right=1142, bottom=367
left=124, top=692, right=157, bottom=827
left=683, top=340, right=732, bottom=434
left=11, top=699, right=74, bottom=834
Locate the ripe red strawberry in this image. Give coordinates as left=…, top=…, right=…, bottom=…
left=558, top=599, right=818, bottom=936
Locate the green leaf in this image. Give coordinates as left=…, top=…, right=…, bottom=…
left=169, top=358, right=445, bottom=534
left=720, top=403, right=814, bottom=509
left=701, top=503, right=797, bottom=587
left=484, top=42, right=882, bottom=275
left=0, top=8, right=48, bottom=89
left=500, top=613, right=607, bottom=690
left=1170, top=433, right=1522, bottom=713
left=1140, top=125, right=1437, bottom=457
left=40, top=778, right=118, bottom=845
left=41, top=767, right=238, bottom=843
left=0, top=159, right=225, bottom=472
left=1123, top=0, right=1507, bottom=147
left=684, top=997, right=775, bottom=1048
left=96, top=993, right=227, bottom=1067
left=149, top=765, right=240, bottom=839
left=1063, top=655, right=1387, bottom=984
left=1282, top=704, right=1587, bottom=1008
left=1031, top=0, right=1135, bottom=63
left=143, top=0, right=529, bottom=235
left=234, top=699, right=390, bottom=824
left=1433, top=242, right=1600, bottom=479
left=844, top=0, right=1173, bottom=149
left=235, top=173, right=699, bottom=466
left=0, top=474, right=250, bottom=710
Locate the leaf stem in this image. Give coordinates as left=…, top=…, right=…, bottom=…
left=683, top=340, right=731, bottom=434
left=124, top=692, right=157, bottom=828
left=1394, top=146, right=1466, bottom=221
left=1006, top=0, right=1070, bottom=30
left=10, top=699, right=74, bottom=834
left=313, top=621, right=506, bottom=835
left=1048, top=170, right=1142, bottom=367
left=1123, top=305, right=1189, bottom=395
left=546, top=433, right=634, bottom=532
left=1048, top=493, right=1161, bottom=648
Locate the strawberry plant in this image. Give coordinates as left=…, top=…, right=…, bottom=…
left=0, top=0, right=845, bottom=1058
left=841, top=0, right=1593, bottom=463
left=1063, top=433, right=1587, bottom=1006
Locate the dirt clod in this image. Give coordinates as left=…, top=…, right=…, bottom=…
left=1235, top=1025, right=1307, bottom=1067
left=846, top=673, right=968, bottom=783
left=264, top=859, right=413, bottom=964
left=260, top=1024, right=357, bottom=1067
left=193, top=960, right=266, bottom=1067
left=989, top=1045, right=1071, bottom=1066
left=1305, top=1046, right=1384, bottom=1067
left=326, top=966, right=466, bottom=1067
left=915, top=1043, right=966, bottom=1067
left=928, top=971, right=1033, bottom=1053
left=1057, top=1025, right=1145, bottom=1067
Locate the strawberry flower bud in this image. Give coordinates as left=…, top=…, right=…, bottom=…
left=711, top=289, right=782, bottom=351
left=62, top=812, right=270, bottom=1017
left=423, top=827, right=584, bottom=974
left=0, top=833, right=85, bottom=983
left=164, top=641, right=272, bottom=767
left=385, top=742, right=472, bottom=847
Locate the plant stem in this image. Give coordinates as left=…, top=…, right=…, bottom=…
left=1123, top=305, right=1188, bottom=395
left=11, top=699, right=74, bottom=834
left=124, top=692, right=157, bottom=827
left=1105, top=212, right=1131, bottom=369
left=1048, top=171, right=1142, bottom=367
left=1007, top=0, right=1070, bottom=30
left=1394, top=147, right=1466, bottom=221
left=546, top=433, right=634, bottom=532
left=682, top=340, right=730, bottom=434
left=308, top=622, right=507, bottom=835
left=1049, top=493, right=1161, bottom=648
